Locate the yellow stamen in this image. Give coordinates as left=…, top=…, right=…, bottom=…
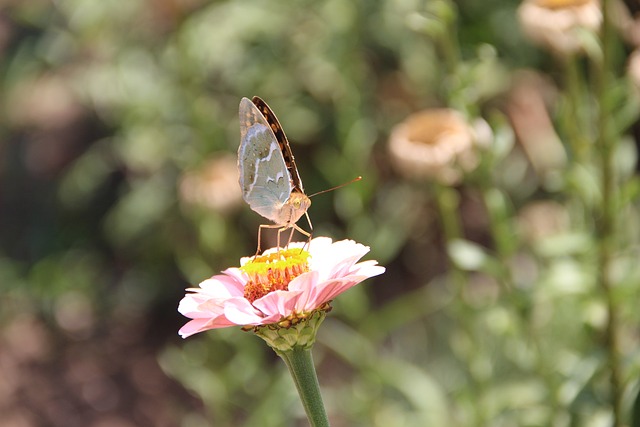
left=241, top=249, right=310, bottom=302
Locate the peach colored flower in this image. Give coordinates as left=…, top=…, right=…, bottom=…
left=388, top=108, right=485, bottom=184
left=178, top=237, right=385, bottom=338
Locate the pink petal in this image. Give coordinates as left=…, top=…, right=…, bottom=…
left=178, top=293, right=225, bottom=319
left=289, top=265, right=385, bottom=311
left=348, top=261, right=386, bottom=278
left=312, top=275, right=375, bottom=304
left=287, top=271, right=321, bottom=311
left=179, top=316, right=237, bottom=338
left=224, top=298, right=270, bottom=325
left=196, top=273, right=245, bottom=298
left=221, top=267, right=249, bottom=285
left=330, top=239, right=369, bottom=257
left=286, top=236, right=333, bottom=252
left=309, top=240, right=371, bottom=281
left=327, top=253, right=369, bottom=278
left=306, top=236, right=334, bottom=252
left=253, top=289, right=303, bottom=318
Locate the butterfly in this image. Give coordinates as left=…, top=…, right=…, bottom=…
left=238, top=96, right=312, bottom=253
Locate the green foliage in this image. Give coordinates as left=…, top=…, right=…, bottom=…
left=2, top=0, right=640, bottom=426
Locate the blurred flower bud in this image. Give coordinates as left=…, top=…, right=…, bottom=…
left=8, top=74, right=83, bottom=130
left=179, top=154, right=242, bottom=214
left=517, top=0, right=601, bottom=56
left=7, top=73, right=87, bottom=176
left=628, top=49, right=640, bottom=90
left=517, top=200, right=569, bottom=243
left=507, top=71, right=567, bottom=175
left=610, top=0, right=639, bottom=47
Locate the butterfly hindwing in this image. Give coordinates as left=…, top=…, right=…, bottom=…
left=238, top=97, right=293, bottom=223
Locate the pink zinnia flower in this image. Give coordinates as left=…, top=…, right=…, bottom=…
left=178, top=237, right=385, bottom=338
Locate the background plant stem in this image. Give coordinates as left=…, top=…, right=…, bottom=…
left=564, top=54, right=590, bottom=163
left=432, top=182, right=488, bottom=425
left=594, top=0, right=623, bottom=423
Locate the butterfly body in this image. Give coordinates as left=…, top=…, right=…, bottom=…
left=238, top=96, right=311, bottom=250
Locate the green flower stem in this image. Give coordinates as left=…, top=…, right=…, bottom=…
left=278, top=347, right=330, bottom=427
left=595, top=0, right=623, bottom=423
left=253, top=311, right=330, bottom=426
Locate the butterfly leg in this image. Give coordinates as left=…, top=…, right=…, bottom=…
left=256, top=223, right=284, bottom=255
left=256, top=221, right=312, bottom=255
left=288, top=221, right=312, bottom=253
left=276, top=226, right=299, bottom=251
left=283, top=227, right=295, bottom=248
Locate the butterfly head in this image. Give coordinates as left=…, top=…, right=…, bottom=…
left=279, top=191, right=311, bottom=226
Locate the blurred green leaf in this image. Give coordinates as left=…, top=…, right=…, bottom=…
left=448, top=239, right=502, bottom=276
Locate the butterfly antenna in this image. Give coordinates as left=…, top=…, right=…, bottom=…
left=308, top=176, right=362, bottom=198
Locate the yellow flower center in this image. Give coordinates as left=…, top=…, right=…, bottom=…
left=241, top=249, right=310, bottom=303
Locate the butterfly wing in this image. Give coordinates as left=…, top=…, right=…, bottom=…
left=251, top=96, right=305, bottom=194
left=238, top=97, right=292, bottom=224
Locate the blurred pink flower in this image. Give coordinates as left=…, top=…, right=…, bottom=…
left=178, top=237, right=385, bottom=338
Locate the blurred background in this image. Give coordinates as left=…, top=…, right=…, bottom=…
left=2, top=0, right=640, bottom=426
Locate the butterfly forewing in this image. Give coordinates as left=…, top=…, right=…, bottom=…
left=251, top=96, right=305, bottom=194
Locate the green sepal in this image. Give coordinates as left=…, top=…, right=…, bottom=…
left=253, top=309, right=327, bottom=353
